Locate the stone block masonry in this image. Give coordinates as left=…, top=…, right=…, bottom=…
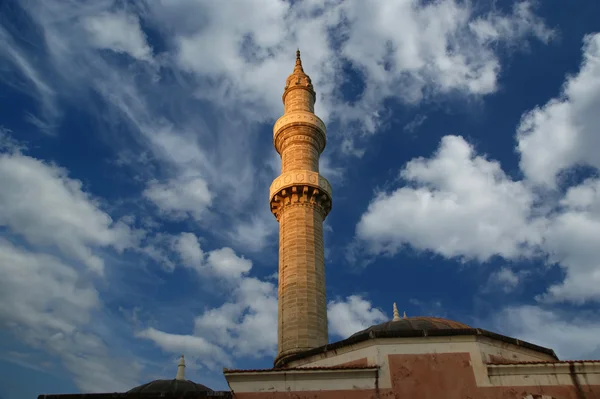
left=270, top=50, right=331, bottom=367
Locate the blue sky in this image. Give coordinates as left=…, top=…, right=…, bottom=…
left=1, top=0, right=600, bottom=397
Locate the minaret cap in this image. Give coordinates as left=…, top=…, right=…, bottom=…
left=392, top=303, right=401, bottom=321
left=175, top=355, right=185, bottom=381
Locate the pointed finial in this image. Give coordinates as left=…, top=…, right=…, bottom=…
left=175, top=354, right=186, bottom=380
left=392, top=303, right=401, bottom=321
left=294, top=48, right=303, bottom=72
left=403, top=311, right=407, bottom=319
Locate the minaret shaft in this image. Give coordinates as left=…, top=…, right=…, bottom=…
left=270, top=51, right=332, bottom=367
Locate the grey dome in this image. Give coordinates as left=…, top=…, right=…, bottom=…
left=351, top=316, right=471, bottom=338
left=127, top=379, right=213, bottom=395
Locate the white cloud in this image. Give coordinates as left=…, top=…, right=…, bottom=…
left=172, top=232, right=252, bottom=280
left=0, top=239, right=99, bottom=336
left=139, top=241, right=279, bottom=362
left=83, top=11, right=153, bottom=61
left=173, top=232, right=205, bottom=269
left=327, top=295, right=388, bottom=339
left=486, top=267, right=529, bottom=293
left=136, top=327, right=231, bottom=370
left=194, top=277, right=279, bottom=358
left=150, top=0, right=551, bottom=133
left=469, top=1, right=554, bottom=45
left=0, top=238, right=142, bottom=392
left=491, top=305, right=600, bottom=360
left=334, top=0, right=552, bottom=132
left=0, top=135, right=147, bottom=392
left=144, top=177, right=213, bottom=222
left=356, top=131, right=600, bottom=303
left=538, top=178, right=600, bottom=303
left=227, top=213, right=278, bottom=253
left=356, top=135, right=541, bottom=262
left=0, top=151, right=139, bottom=274
left=0, top=24, right=60, bottom=131
left=207, top=247, right=252, bottom=280
left=517, top=33, right=600, bottom=187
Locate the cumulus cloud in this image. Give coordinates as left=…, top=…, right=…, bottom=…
left=172, top=232, right=252, bottom=280
left=355, top=33, right=600, bottom=304
left=328, top=295, right=388, bottom=339
left=0, top=221, right=141, bottom=393
left=333, top=0, right=552, bottom=132
left=144, top=178, right=213, bottom=222
left=539, top=178, right=600, bottom=303
left=517, top=33, right=600, bottom=187
left=0, top=239, right=100, bottom=337
left=356, top=135, right=541, bottom=262
left=0, top=151, right=139, bottom=274
left=0, top=133, right=148, bottom=391
left=138, top=241, right=279, bottom=363
left=491, top=305, right=600, bottom=360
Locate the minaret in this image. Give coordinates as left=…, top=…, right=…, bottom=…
left=176, top=355, right=185, bottom=380
left=270, top=50, right=332, bottom=367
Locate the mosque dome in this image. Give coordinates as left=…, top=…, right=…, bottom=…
left=350, top=303, right=471, bottom=338
left=127, top=355, right=214, bottom=395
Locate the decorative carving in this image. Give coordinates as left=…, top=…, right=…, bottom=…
left=270, top=184, right=332, bottom=220
left=270, top=171, right=332, bottom=200
left=274, top=125, right=327, bottom=155
left=273, top=111, right=326, bottom=138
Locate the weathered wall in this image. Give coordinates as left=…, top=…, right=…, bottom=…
left=229, top=350, right=600, bottom=399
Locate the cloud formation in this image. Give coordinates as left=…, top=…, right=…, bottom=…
left=356, top=33, right=600, bottom=304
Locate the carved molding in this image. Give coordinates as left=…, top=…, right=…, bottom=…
left=270, top=171, right=332, bottom=200
left=273, top=111, right=326, bottom=139
left=269, top=173, right=333, bottom=221
left=275, top=129, right=326, bottom=154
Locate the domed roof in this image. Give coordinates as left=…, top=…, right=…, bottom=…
left=128, top=355, right=213, bottom=395
left=350, top=304, right=470, bottom=338
left=127, top=379, right=213, bottom=394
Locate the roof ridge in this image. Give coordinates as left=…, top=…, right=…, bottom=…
left=487, top=360, right=600, bottom=365
left=224, top=365, right=378, bottom=373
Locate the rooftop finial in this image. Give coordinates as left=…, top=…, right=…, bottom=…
left=294, top=48, right=303, bottom=72
left=175, top=355, right=186, bottom=381
left=392, top=303, right=401, bottom=321
left=403, top=311, right=407, bottom=319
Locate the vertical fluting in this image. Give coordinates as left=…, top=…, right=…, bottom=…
left=270, top=51, right=332, bottom=367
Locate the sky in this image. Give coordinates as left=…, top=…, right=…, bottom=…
left=0, top=0, right=599, bottom=397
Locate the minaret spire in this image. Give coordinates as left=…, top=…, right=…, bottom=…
left=175, top=355, right=185, bottom=381
left=295, top=48, right=303, bottom=72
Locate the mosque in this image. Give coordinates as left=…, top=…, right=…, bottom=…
left=38, top=52, right=600, bottom=399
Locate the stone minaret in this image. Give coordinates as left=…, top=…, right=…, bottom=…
left=270, top=50, right=332, bottom=367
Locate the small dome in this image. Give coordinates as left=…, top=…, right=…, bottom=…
left=127, top=379, right=213, bottom=394
left=128, top=354, right=213, bottom=395
left=351, top=316, right=471, bottom=338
